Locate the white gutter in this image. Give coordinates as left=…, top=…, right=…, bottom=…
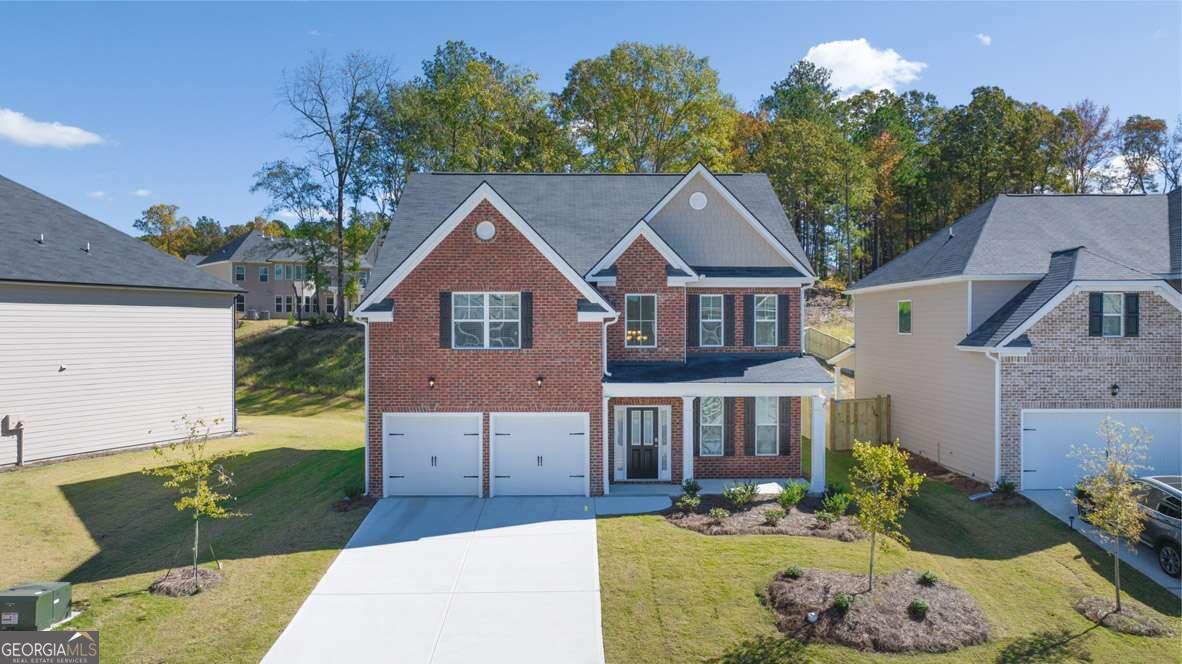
left=602, top=313, right=620, bottom=377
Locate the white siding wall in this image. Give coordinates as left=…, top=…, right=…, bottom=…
left=853, top=282, right=997, bottom=480
left=970, top=280, right=1032, bottom=329
left=0, top=283, right=235, bottom=466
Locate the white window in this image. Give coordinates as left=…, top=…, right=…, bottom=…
left=325, top=293, right=335, bottom=314
left=303, top=296, right=311, bottom=313
left=699, top=295, right=723, bottom=347
left=1102, top=292, right=1123, bottom=337
left=259, top=266, right=269, bottom=282
left=754, top=397, right=779, bottom=455
left=452, top=292, right=521, bottom=349
left=699, top=397, right=724, bottom=456
left=234, top=294, right=244, bottom=312
left=898, top=300, right=912, bottom=334
left=625, top=294, right=657, bottom=347
left=312, top=296, right=320, bottom=313
left=233, top=265, right=245, bottom=282
left=293, top=264, right=306, bottom=281
left=360, top=271, right=369, bottom=287
left=754, top=294, right=777, bottom=346
left=284, top=295, right=293, bottom=312
left=274, top=296, right=283, bottom=313
left=274, top=264, right=286, bottom=280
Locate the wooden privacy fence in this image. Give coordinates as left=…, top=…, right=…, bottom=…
left=827, top=395, right=891, bottom=451
left=804, top=327, right=852, bottom=363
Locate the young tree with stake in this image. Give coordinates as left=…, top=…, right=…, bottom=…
left=849, top=440, right=925, bottom=591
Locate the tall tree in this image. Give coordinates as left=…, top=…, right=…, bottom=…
left=1156, top=117, right=1182, bottom=191
left=1117, top=115, right=1168, bottom=193
left=134, top=203, right=191, bottom=257
left=557, top=42, right=737, bottom=172
left=760, top=60, right=839, bottom=124
left=1059, top=100, right=1116, bottom=193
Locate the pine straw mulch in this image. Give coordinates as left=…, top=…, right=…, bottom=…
left=765, top=568, right=990, bottom=653
left=664, top=494, right=865, bottom=542
left=1074, top=595, right=1175, bottom=637
left=148, top=567, right=224, bottom=597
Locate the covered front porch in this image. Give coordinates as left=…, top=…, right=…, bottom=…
left=600, top=353, right=833, bottom=496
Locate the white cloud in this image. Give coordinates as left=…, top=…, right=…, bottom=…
left=86, top=190, right=108, bottom=199
left=0, top=107, right=105, bottom=148
left=976, top=33, right=993, bottom=47
left=803, top=38, right=926, bottom=97
left=307, top=29, right=321, bottom=37
left=132, top=188, right=152, bottom=197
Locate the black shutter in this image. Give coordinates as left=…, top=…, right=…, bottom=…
left=686, top=296, right=700, bottom=348
left=439, top=292, right=452, bottom=348
left=724, top=294, right=736, bottom=347
left=743, top=397, right=755, bottom=456
left=692, top=398, right=701, bottom=457
left=778, top=397, right=792, bottom=456
left=777, top=294, right=791, bottom=347
left=520, top=292, right=533, bottom=348
left=742, top=294, right=755, bottom=346
left=723, top=397, right=737, bottom=456
left=1124, top=293, right=1139, bottom=337
left=1088, top=292, right=1103, bottom=337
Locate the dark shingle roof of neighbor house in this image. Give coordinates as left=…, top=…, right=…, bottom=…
left=958, top=246, right=1159, bottom=348
left=605, top=353, right=831, bottom=384
left=196, top=230, right=376, bottom=269
left=363, top=172, right=812, bottom=299
left=577, top=299, right=608, bottom=313
left=0, top=175, right=241, bottom=293
left=850, top=193, right=1173, bottom=291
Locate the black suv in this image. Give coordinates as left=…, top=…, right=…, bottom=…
left=1075, top=475, right=1181, bottom=578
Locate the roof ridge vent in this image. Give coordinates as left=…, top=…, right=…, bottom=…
left=948, top=227, right=955, bottom=239
left=83, top=241, right=91, bottom=254
left=36, top=233, right=44, bottom=244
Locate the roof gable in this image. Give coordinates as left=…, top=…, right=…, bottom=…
left=586, top=220, right=696, bottom=281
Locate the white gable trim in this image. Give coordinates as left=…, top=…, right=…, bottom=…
left=585, top=220, right=697, bottom=281
left=642, top=163, right=814, bottom=278
left=992, top=279, right=1181, bottom=349
left=354, top=182, right=614, bottom=316
left=846, top=273, right=1044, bottom=295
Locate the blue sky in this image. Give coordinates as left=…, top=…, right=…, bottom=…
left=1, top=1, right=1179, bottom=236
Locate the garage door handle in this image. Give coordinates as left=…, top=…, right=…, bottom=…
left=569, top=432, right=584, bottom=436
left=495, top=475, right=511, bottom=478
left=1022, top=428, right=1037, bottom=432
left=388, top=433, right=405, bottom=437
left=1022, top=469, right=1036, bottom=473
left=388, top=475, right=405, bottom=479
left=495, top=432, right=511, bottom=436
left=569, top=474, right=585, bottom=478
left=464, top=433, right=479, bottom=436
left=463, top=475, right=479, bottom=479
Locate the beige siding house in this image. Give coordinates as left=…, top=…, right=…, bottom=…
left=849, top=191, right=1181, bottom=488
left=0, top=175, right=239, bottom=466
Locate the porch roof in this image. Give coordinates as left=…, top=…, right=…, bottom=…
left=604, top=353, right=831, bottom=388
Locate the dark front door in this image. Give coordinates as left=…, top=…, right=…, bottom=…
left=626, top=407, right=658, bottom=479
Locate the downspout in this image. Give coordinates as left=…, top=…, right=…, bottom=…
left=601, top=313, right=620, bottom=495
left=986, top=349, right=1001, bottom=488
left=602, top=313, right=620, bottom=377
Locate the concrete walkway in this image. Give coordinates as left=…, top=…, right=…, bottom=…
left=1024, top=490, right=1182, bottom=597
left=263, top=495, right=666, bottom=664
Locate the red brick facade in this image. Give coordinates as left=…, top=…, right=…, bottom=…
left=598, top=236, right=686, bottom=362
left=685, top=287, right=801, bottom=354
left=692, top=396, right=802, bottom=478
left=998, top=290, right=1182, bottom=483
left=607, top=397, right=685, bottom=483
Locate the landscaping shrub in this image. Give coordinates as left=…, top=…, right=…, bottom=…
left=344, top=484, right=364, bottom=501
left=821, top=492, right=852, bottom=516
left=722, top=481, right=758, bottom=510
left=681, top=478, right=701, bottom=498
left=832, top=592, right=853, bottom=613
left=995, top=479, right=1016, bottom=494
left=707, top=507, right=730, bottom=523
left=919, top=570, right=938, bottom=586
left=824, top=481, right=847, bottom=498
left=763, top=508, right=786, bottom=526
left=675, top=494, right=701, bottom=514
left=909, top=598, right=929, bottom=619
left=814, top=510, right=839, bottom=527
left=777, top=482, right=808, bottom=510
left=783, top=564, right=804, bottom=579
left=286, top=313, right=296, bottom=326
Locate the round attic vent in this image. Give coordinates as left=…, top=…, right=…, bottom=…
left=689, top=191, right=708, bottom=210
left=475, top=220, right=497, bottom=241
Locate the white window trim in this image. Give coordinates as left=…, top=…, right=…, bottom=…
left=753, top=293, right=778, bottom=347
left=754, top=396, right=779, bottom=456
left=233, top=265, right=245, bottom=282
left=259, top=265, right=269, bottom=282
left=897, top=299, right=912, bottom=335
left=624, top=293, right=658, bottom=348
left=1102, top=291, right=1124, bottom=338
left=234, top=294, right=245, bottom=312
left=274, top=296, right=283, bottom=313
left=451, top=291, right=522, bottom=350
left=699, top=396, right=724, bottom=457
left=699, top=294, right=724, bottom=348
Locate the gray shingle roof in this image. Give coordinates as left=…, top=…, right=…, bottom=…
left=0, top=175, right=240, bottom=293
left=199, top=229, right=375, bottom=269
left=852, top=193, right=1171, bottom=290
left=364, top=172, right=812, bottom=299
left=1169, top=189, right=1180, bottom=276
left=692, top=266, right=805, bottom=278
left=605, top=353, right=831, bottom=384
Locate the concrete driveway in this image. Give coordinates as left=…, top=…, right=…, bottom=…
left=262, top=496, right=624, bottom=664
left=1024, top=490, right=1182, bottom=597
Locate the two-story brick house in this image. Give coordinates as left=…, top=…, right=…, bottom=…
left=848, top=190, right=1181, bottom=491
left=353, top=165, right=834, bottom=498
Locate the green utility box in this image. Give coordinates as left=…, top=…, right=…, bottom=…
left=0, top=582, right=71, bottom=630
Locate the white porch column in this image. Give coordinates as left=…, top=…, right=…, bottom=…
left=681, top=396, right=695, bottom=482
left=809, top=394, right=827, bottom=495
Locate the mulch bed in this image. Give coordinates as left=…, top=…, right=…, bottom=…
left=978, top=491, right=1033, bottom=508
left=664, top=494, right=865, bottom=542
left=148, top=567, right=224, bottom=597
left=1075, top=596, right=1174, bottom=637
left=765, top=568, right=990, bottom=653
left=332, top=495, right=378, bottom=512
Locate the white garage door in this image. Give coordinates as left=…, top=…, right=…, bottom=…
left=490, top=413, right=588, bottom=496
left=1022, top=410, right=1182, bottom=490
left=382, top=413, right=481, bottom=496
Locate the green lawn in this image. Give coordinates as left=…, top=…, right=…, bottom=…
left=236, top=322, right=364, bottom=407
left=599, top=441, right=1181, bottom=663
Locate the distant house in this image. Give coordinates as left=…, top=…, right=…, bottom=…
left=847, top=191, right=1181, bottom=490
left=189, top=230, right=375, bottom=319
left=0, top=175, right=240, bottom=466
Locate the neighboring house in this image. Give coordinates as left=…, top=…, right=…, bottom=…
left=848, top=191, right=1181, bottom=490
left=353, top=165, right=834, bottom=498
left=0, top=175, right=239, bottom=466
left=188, top=230, right=375, bottom=319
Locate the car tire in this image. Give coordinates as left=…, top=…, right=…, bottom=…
left=1158, top=542, right=1181, bottom=578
